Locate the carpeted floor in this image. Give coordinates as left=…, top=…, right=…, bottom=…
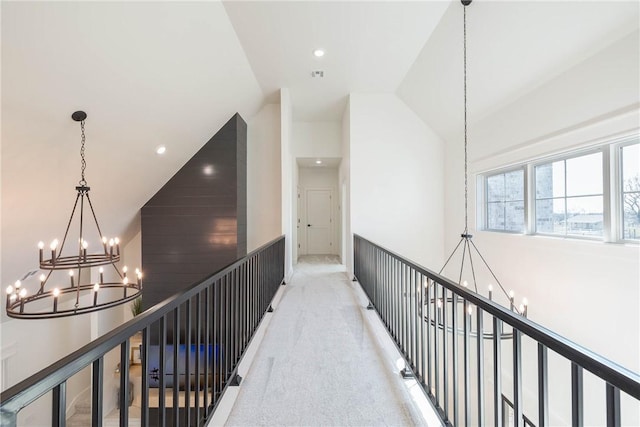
left=225, top=255, right=425, bottom=426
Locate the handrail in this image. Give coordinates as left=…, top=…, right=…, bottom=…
left=354, top=234, right=640, bottom=400
left=1, top=235, right=285, bottom=425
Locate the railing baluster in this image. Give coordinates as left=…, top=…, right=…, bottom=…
left=464, top=301, right=471, bottom=427
left=204, top=287, right=210, bottom=416
left=434, top=283, right=440, bottom=407
left=173, top=308, right=180, bottom=427
left=477, top=307, right=485, bottom=426
left=141, top=327, right=150, bottom=427
left=606, top=383, right=621, bottom=427
left=452, top=292, right=459, bottom=427
left=443, top=287, right=449, bottom=421
left=185, top=298, right=192, bottom=426
left=494, top=317, right=502, bottom=427
left=92, top=357, right=103, bottom=427
left=572, top=363, right=584, bottom=427
left=195, top=292, right=202, bottom=424
left=538, top=343, right=549, bottom=427
left=513, top=329, right=522, bottom=427
left=426, top=279, right=431, bottom=392
left=52, top=381, right=66, bottom=427
left=120, top=339, right=130, bottom=427
left=159, top=315, right=167, bottom=427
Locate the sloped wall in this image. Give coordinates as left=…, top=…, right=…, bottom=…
left=141, top=114, right=247, bottom=309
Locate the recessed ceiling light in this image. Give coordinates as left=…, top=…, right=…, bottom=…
left=313, top=49, right=325, bottom=58
left=156, top=145, right=166, bottom=155
left=315, top=160, right=322, bottom=165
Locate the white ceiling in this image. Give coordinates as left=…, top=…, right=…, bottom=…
left=223, top=0, right=450, bottom=121
left=398, top=0, right=640, bottom=142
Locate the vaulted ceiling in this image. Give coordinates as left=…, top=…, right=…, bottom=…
left=2, top=0, right=638, bottom=288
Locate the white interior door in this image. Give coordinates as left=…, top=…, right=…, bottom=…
left=306, top=189, right=332, bottom=254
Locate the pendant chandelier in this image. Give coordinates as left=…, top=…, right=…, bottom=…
left=438, top=0, right=528, bottom=319
left=5, top=111, right=142, bottom=319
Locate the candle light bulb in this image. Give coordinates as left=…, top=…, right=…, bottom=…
left=19, top=288, right=27, bottom=298
left=522, top=298, right=528, bottom=306
left=488, top=284, right=493, bottom=292
left=509, top=290, right=515, bottom=298
left=50, top=240, right=59, bottom=250
left=102, top=236, right=107, bottom=244
left=39, top=274, right=46, bottom=282
left=123, top=277, right=129, bottom=285
left=6, top=286, right=13, bottom=295
left=463, top=280, right=468, bottom=287
left=10, top=294, right=17, bottom=302
left=53, top=288, right=60, bottom=297
left=38, top=241, right=45, bottom=249
left=114, top=237, right=120, bottom=245
left=93, top=283, right=100, bottom=292
left=135, top=268, right=140, bottom=275
left=14, top=280, right=21, bottom=289
left=123, top=266, right=128, bottom=273
left=99, top=267, right=104, bottom=273
left=69, top=270, right=74, bottom=277
left=82, top=241, right=88, bottom=249
left=109, top=239, right=114, bottom=246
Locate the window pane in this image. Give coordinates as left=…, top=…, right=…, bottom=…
left=623, top=192, right=640, bottom=240
left=487, top=174, right=505, bottom=202
left=622, top=143, right=639, bottom=183
left=505, top=170, right=524, bottom=201
left=566, top=196, right=603, bottom=236
left=505, top=201, right=525, bottom=232
left=487, top=202, right=505, bottom=230
left=621, top=143, right=639, bottom=240
left=536, top=198, right=564, bottom=234
left=536, top=161, right=564, bottom=199
left=566, top=152, right=602, bottom=196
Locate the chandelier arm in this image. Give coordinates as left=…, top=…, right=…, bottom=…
left=84, top=193, right=106, bottom=246
left=467, top=240, right=479, bottom=293
left=57, top=192, right=82, bottom=258
left=468, top=239, right=520, bottom=314
left=458, top=238, right=468, bottom=285
left=37, top=270, right=54, bottom=295
left=439, top=237, right=465, bottom=275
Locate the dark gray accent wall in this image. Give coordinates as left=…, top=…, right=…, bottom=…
left=141, top=114, right=247, bottom=309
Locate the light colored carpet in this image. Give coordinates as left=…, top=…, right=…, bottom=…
left=225, top=255, right=425, bottom=426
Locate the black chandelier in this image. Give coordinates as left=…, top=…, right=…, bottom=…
left=5, top=111, right=142, bottom=319
left=438, top=0, right=528, bottom=319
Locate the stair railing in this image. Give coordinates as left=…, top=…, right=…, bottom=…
left=1, top=235, right=284, bottom=427
left=354, top=234, right=639, bottom=427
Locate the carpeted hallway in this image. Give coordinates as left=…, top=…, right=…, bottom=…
left=225, top=255, right=428, bottom=426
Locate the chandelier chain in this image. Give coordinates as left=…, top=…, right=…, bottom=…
left=79, top=120, right=87, bottom=186
left=463, top=5, right=469, bottom=234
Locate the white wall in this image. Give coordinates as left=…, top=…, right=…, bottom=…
left=298, top=167, right=340, bottom=256
left=247, top=104, right=282, bottom=252
left=339, top=101, right=352, bottom=275
left=280, top=89, right=294, bottom=280
left=441, top=30, right=639, bottom=426
left=292, top=122, right=342, bottom=158
left=349, top=93, right=445, bottom=270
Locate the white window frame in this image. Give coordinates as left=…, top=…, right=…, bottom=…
left=531, top=147, right=608, bottom=241
left=477, top=132, right=639, bottom=244
left=614, top=138, right=640, bottom=243
left=480, top=166, right=527, bottom=234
